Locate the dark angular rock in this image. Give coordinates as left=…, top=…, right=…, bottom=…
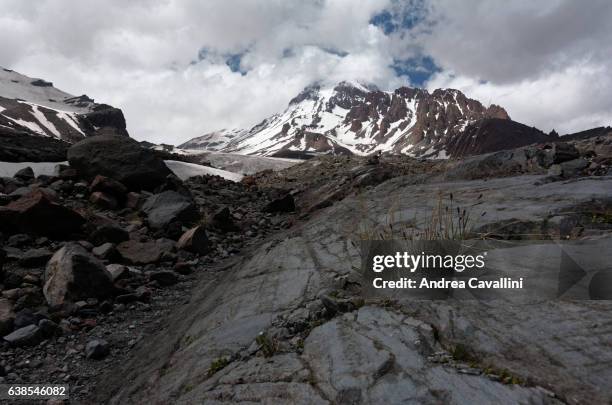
left=13, top=166, right=34, bottom=182
left=537, top=142, right=580, bottom=168
left=155, top=174, right=191, bottom=197
left=105, top=264, right=128, bottom=281
left=142, top=191, right=199, bottom=230
left=149, top=270, right=178, bottom=286
left=67, top=134, right=171, bottom=191
left=89, top=175, right=128, bottom=201
left=560, top=158, right=589, bottom=176
left=85, top=339, right=110, bottom=359
left=176, top=226, right=209, bottom=255
left=3, top=324, right=42, bottom=347
left=212, top=207, right=239, bottom=232
left=126, top=192, right=142, bottom=209
left=83, top=105, right=128, bottom=136
left=0, top=190, right=85, bottom=238
left=18, top=248, right=53, bottom=268
left=14, top=308, right=44, bottom=328
left=3, top=270, right=23, bottom=289
left=14, top=308, right=44, bottom=329
left=265, top=193, right=295, bottom=213
left=89, top=224, right=129, bottom=245
left=173, top=261, right=194, bottom=275
left=43, top=243, right=115, bottom=307
left=38, top=318, right=59, bottom=338
left=55, top=164, right=78, bottom=180
left=92, top=243, right=118, bottom=261
left=89, top=191, right=118, bottom=210
left=116, top=239, right=174, bottom=265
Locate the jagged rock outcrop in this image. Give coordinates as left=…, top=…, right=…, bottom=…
left=67, top=134, right=172, bottom=191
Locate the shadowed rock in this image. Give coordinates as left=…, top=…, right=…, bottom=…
left=0, top=190, right=85, bottom=238
left=142, top=191, right=199, bottom=230
left=67, top=134, right=172, bottom=191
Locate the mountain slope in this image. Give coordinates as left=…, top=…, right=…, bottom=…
left=181, top=81, right=512, bottom=158
left=445, top=118, right=555, bottom=157
left=178, top=128, right=245, bottom=152
left=0, top=67, right=128, bottom=143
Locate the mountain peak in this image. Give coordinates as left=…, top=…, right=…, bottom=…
left=182, top=81, right=524, bottom=159
left=334, top=80, right=379, bottom=93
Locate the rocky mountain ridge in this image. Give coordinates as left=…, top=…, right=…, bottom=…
left=0, top=67, right=128, bottom=144
left=180, top=81, right=548, bottom=159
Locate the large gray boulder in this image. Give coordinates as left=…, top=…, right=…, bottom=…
left=43, top=243, right=115, bottom=307
left=67, top=134, right=171, bottom=191
left=142, top=191, right=199, bottom=230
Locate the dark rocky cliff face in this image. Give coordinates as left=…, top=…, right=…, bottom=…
left=445, top=118, right=555, bottom=157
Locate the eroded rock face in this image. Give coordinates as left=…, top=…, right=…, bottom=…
left=43, top=243, right=115, bottom=307
left=67, top=134, right=172, bottom=191
left=95, top=170, right=612, bottom=405
left=302, top=307, right=554, bottom=404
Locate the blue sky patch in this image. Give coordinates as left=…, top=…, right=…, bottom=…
left=226, top=53, right=247, bottom=75
left=392, top=55, right=441, bottom=87
left=370, top=0, right=428, bottom=34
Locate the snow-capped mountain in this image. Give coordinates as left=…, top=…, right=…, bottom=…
left=0, top=67, right=128, bottom=143
left=181, top=81, right=512, bottom=158
left=179, top=128, right=245, bottom=151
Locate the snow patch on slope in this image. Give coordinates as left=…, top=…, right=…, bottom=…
left=164, top=160, right=243, bottom=182
left=0, top=161, right=66, bottom=178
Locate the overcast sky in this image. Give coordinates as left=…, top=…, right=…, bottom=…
left=1, top=0, right=611, bottom=144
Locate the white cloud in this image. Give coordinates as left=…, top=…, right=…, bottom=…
left=1, top=0, right=611, bottom=143
left=421, top=0, right=612, bottom=133
left=1, top=0, right=409, bottom=144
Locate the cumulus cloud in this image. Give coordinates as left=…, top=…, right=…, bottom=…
left=0, top=0, right=610, bottom=142
left=420, top=0, right=612, bottom=133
